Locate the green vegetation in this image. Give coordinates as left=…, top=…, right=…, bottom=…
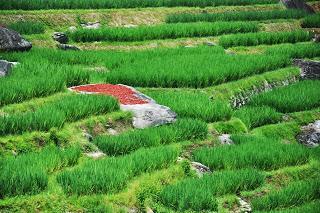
left=57, top=145, right=180, bottom=195
left=193, top=135, right=309, bottom=170
left=249, top=80, right=320, bottom=113
left=0, top=0, right=279, bottom=10
left=301, top=14, right=320, bottom=28
left=220, top=30, right=312, bottom=48
left=68, top=22, right=259, bottom=42
left=160, top=169, right=264, bottom=211
left=0, top=94, right=119, bottom=135
left=0, top=145, right=80, bottom=198
left=145, top=90, right=232, bottom=122
left=166, top=9, right=307, bottom=23
left=211, top=118, right=248, bottom=134
left=266, top=43, right=320, bottom=58
left=233, top=106, right=282, bottom=129
left=7, top=21, right=45, bottom=35
left=252, top=179, right=320, bottom=211
left=94, top=119, right=207, bottom=155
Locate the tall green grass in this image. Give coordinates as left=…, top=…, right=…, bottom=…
left=68, top=22, right=259, bottom=42
left=249, top=80, right=320, bottom=113
left=145, top=90, right=232, bottom=122
left=301, top=14, right=320, bottom=28
left=57, top=145, right=180, bottom=195
left=0, top=0, right=279, bottom=10
left=93, top=119, right=207, bottom=156
left=166, top=9, right=307, bottom=23
left=0, top=145, right=81, bottom=198
left=160, top=169, right=264, bottom=211
left=220, top=30, right=312, bottom=48
left=252, top=179, right=320, bottom=211
left=193, top=135, right=309, bottom=170
left=8, top=21, right=45, bottom=35
left=233, top=106, right=282, bottom=129
left=0, top=94, right=119, bottom=135
left=266, top=43, right=320, bottom=59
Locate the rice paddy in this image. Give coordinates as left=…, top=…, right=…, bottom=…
left=0, top=0, right=319, bottom=212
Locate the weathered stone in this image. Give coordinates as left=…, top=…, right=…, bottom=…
left=236, top=197, right=252, bottom=213
left=280, top=0, right=315, bottom=13
left=205, top=41, right=217, bottom=46
left=293, top=59, right=320, bottom=80
left=81, top=22, right=101, bottom=29
left=218, top=134, right=234, bottom=145
left=191, top=161, right=211, bottom=177
left=52, top=32, right=68, bottom=44
left=57, top=43, right=81, bottom=51
left=0, top=27, right=32, bottom=52
left=297, top=120, right=320, bottom=147
left=107, top=128, right=118, bottom=135
left=84, top=132, right=93, bottom=142
left=85, top=151, right=106, bottom=159
left=314, top=34, right=320, bottom=43
left=0, top=60, right=13, bottom=77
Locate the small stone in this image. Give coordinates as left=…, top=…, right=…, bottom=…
left=0, top=60, right=13, bottom=77
left=57, top=43, right=80, bottom=51
left=205, top=41, right=217, bottom=46
left=237, top=197, right=252, bottom=213
left=107, top=128, right=118, bottom=135
left=191, top=161, right=211, bottom=177
left=53, top=32, right=68, bottom=44
left=81, top=22, right=101, bottom=29
left=85, top=151, right=106, bottom=159
left=218, top=134, right=234, bottom=145
left=84, top=132, right=93, bottom=142
left=313, top=34, right=320, bottom=43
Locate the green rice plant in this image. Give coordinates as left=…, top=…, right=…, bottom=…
left=0, top=0, right=279, bottom=10
left=0, top=94, right=119, bottom=136
left=8, top=21, right=45, bottom=35
left=68, top=22, right=259, bottom=42
left=220, top=30, right=312, bottom=48
left=57, top=145, right=180, bottom=195
left=233, top=106, right=282, bottom=129
left=211, top=118, right=248, bottom=134
left=257, top=200, right=320, bottom=213
left=160, top=169, right=264, bottom=211
left=93, top=119, right=207, bottom=156
left=266, top=43, right=320, bottom=58
left=0, top=145, right=81, bottom=198
left=193, top=135, right=309, bottom=170
left=301, top=14, right=320, bottom=28
left=248, top=80, right=320, bottom=113
left=144, top=90, right=232, bottom=122
left=166, top=9, right=308, bottom=23
left=252, top=179, right=320, bottom=211
left=251, top=122, right=300, bottom=141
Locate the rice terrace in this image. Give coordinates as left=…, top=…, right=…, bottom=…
left=1, top=0, right=320, bottom=212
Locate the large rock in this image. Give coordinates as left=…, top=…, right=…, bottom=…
left=0, top=27, right=32, bottom=52
left=280, top=0, right=315, bottom=13
left=52, top=32, right=68, bottom=44
left=293, top=59, right=320, bottom=80
left=297, top=120, right=320, bottom=147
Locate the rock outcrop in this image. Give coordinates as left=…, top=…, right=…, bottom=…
left=0, top=27, right=32, bottom=52
left=293, top=59, right=320, bottom=80
left=297, top=120, right=320, bottom=147
left=280, top=0, right=315, bottom=13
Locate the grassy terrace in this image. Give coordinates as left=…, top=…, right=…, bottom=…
left=0, top=0, right=320, bottom=212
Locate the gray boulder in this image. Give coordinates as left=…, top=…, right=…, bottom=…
left=0, top=27, right=32, bottom=52
left=0, top=60, right=19, bottom=77
left=218, top=134, right=234, bottom=145
left=293, top=59, right=320, bottom=80
left=57, top=43, right=80, bottom=51
left=52, top=32, right=68, bottom=44
left=297, top=120, right=320, bottom=147
left=280, top=0, right=315, bottom=13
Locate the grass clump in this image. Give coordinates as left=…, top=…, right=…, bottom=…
left=193, top=135, right=309, bottom=170
left=266, top=43, right=320, bottom=58
left=252, top=179, right=320, bottom=211
left=68, top=22, right=258, bottom=42
left=220, top=30, right=312, bottom=48
left=57, top=145, right=180, bottom=195
left=233, top=106, right=282, bottom=129
left=0, top=145, right=81, bottom=198
left=301, top=14, right=320, bottom=28
left=93, top=118, right=207, bottom=156
left=8, top=21, right=45, bottom=35
left=145, top=90, right=232, bottom=122
left=211, top=118, right=248, bottom=134
left=160, top=169, right=264, bottom=211
left=0, top=0, right=279, bottom=10
left=0, top=94, right=119, bottom=136
left=249, top=80, right=320, bottom=113
left=166, top=9, right=307, bottom=23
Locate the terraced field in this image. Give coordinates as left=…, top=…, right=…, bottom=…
left=0, top=0, right=320, bottom=212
